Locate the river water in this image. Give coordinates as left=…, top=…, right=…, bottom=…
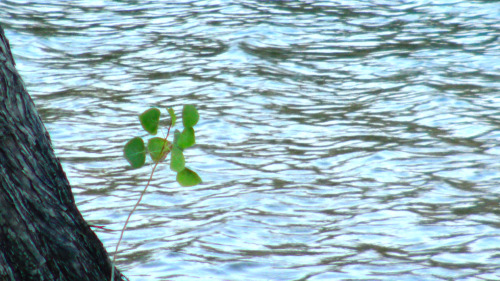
left=2, top=1, right=500, bottom=280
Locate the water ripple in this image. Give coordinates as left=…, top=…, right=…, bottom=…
left=2, top=0, right=500, bottom=280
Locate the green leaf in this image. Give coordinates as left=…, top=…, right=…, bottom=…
left=170, top=146, right=185, bottom=172
left=124, top=137, right=146, bottom=169
left=147, top=137, right=170, bottom=163
left=177, top=127, right=195, bottom=149
left=182, top=105, right=199, bottom=128
left=139, top=108, right=161, bottom=135
left=167, top=107, right=176, bottom=127
left=176, top=168, right=202, bottom=187
left=173, top=129, right=181, bottom=147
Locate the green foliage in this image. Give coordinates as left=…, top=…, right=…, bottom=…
left=147, top=137, right=170, bottom=163
left=167, top=107, right=176, bottom=127
left=140, top=108, right=161, bottom=135
left=173, top=129, right=181, bottom=148
left=178, top=127, right=195, bottom=149
left=177, top=168, right=202, bottom=187
left=182, top=104, right=199, bottom=128
left=123, top=105, right=202, bottom=184
left=170, top=146, right=185, bottom=172
left=115, top=105, right=203, bottom=280
left=123, top=137, right=146, bottom=168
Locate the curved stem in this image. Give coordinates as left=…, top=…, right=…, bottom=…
left=111, top=162, right=158, bottom=280
left=111, top=123, right=171, bottom=281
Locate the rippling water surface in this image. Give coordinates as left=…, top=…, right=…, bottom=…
left=2, top=1, right=500, bottom=280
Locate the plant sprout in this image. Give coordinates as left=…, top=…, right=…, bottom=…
left=111, top=105, right=202, bottom=281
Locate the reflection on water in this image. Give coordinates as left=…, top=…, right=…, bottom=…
left=2, top=0, right=500, bottom=280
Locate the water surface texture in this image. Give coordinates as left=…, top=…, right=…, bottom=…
left=2, top=1, right=500, bottom=280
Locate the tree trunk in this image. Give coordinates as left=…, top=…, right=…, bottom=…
left=0, top=25, right=125, bottom=281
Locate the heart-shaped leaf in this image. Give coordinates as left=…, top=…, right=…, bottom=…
left=147, top=137, right=170, bottom=163
left=140, top=108, right=161, bottom=135
left=182, top=105, right=199, bottom=128
left=176, top=168, right=202, bottom=187
left=177, top=127, right=195, bottom=149
left=124, top=137, right=146, bottom=168
left=170, top=146, right=185, bottom=172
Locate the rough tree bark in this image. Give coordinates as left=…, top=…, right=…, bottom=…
left=0, top=25, right=125, bottom=281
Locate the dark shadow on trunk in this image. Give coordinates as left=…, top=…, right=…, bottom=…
left=0, top=24, right=126, bottom=281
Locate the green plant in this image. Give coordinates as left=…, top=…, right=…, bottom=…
left=111, top=105, right=202, bottom=281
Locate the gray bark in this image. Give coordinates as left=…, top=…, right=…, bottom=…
left=0, top=25, right=125, bottom=281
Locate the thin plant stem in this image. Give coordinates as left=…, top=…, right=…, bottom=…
left=111, top=124, right=171, bottom=281
left=111, top=162, right=158, bottom=280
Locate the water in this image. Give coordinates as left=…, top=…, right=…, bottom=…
left=2, top=1, right=500, bottom=280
